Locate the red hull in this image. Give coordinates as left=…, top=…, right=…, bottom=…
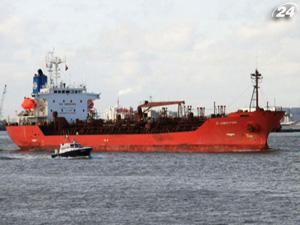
left=6, top=110, right=284, bottom=152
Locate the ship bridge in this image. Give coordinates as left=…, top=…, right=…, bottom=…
left=27, top=52, right=100, bottom=124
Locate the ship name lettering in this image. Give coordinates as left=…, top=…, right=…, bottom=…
left=216, top=121, right=238, bottom=125
left=64, top=103, right=76, bottom=106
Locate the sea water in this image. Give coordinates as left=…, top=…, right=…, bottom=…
left=0, top=131, right=299, bottom=225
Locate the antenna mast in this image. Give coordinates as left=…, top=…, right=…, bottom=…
left=46, top=51, right=65, bottom=87
left=249, top=69, right=262, bottom=111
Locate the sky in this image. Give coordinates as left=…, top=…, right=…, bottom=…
left=0, top=0, right=300, bottom=118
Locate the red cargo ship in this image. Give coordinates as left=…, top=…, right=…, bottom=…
left=7, top=53, right=284, bottom=152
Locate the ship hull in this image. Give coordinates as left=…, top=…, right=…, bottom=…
left=6, top=110, right=284, bottom=152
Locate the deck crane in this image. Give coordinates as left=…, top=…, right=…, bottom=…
left=0, top=84, right=7, bottom=120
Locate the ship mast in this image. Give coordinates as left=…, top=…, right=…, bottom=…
left=249, top=69, right=262, bottom=111
left=46, top=51, right=65, bottom=87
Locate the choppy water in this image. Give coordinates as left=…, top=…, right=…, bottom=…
left=0, top=131, right=299, bottom=225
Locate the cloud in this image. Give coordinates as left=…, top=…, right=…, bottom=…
left=144, top=24, right=195, bottom=51
left=237, top=20, right=296, bottom=40
left=74, top=16, right=300, bottom=112
left=1, top=0, right=300, bottom=117
left=118, top=88, right=134, bottom=96
left=0, top=16, right=19, bottom=35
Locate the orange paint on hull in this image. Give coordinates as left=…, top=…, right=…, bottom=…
left=6, top=110, right=284, bottom=152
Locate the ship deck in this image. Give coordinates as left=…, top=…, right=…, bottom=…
left=39, top=116, right=208, bottom=135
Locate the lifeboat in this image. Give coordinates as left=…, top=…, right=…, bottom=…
left=21, top=97, right=37, bottom=110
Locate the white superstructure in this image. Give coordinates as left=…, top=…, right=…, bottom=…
left=37, top=84, right=99, bottom=123
left=26, top=52, right=100, bottom=123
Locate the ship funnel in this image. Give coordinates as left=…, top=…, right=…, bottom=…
left=33, top=69, right=48, bottom=94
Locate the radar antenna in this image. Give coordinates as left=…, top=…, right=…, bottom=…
left=249, top=69, right=262, bottom=111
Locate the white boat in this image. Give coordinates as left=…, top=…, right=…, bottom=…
left=281, top=112, right=297, bottom=126
left=51, top=141, right=92, bottom=158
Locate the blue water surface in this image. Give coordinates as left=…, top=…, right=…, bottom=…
left=0, top=131, right=299, bottom=225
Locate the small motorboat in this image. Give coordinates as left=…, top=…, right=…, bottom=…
left=51, top=141, right=92, bottom=159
